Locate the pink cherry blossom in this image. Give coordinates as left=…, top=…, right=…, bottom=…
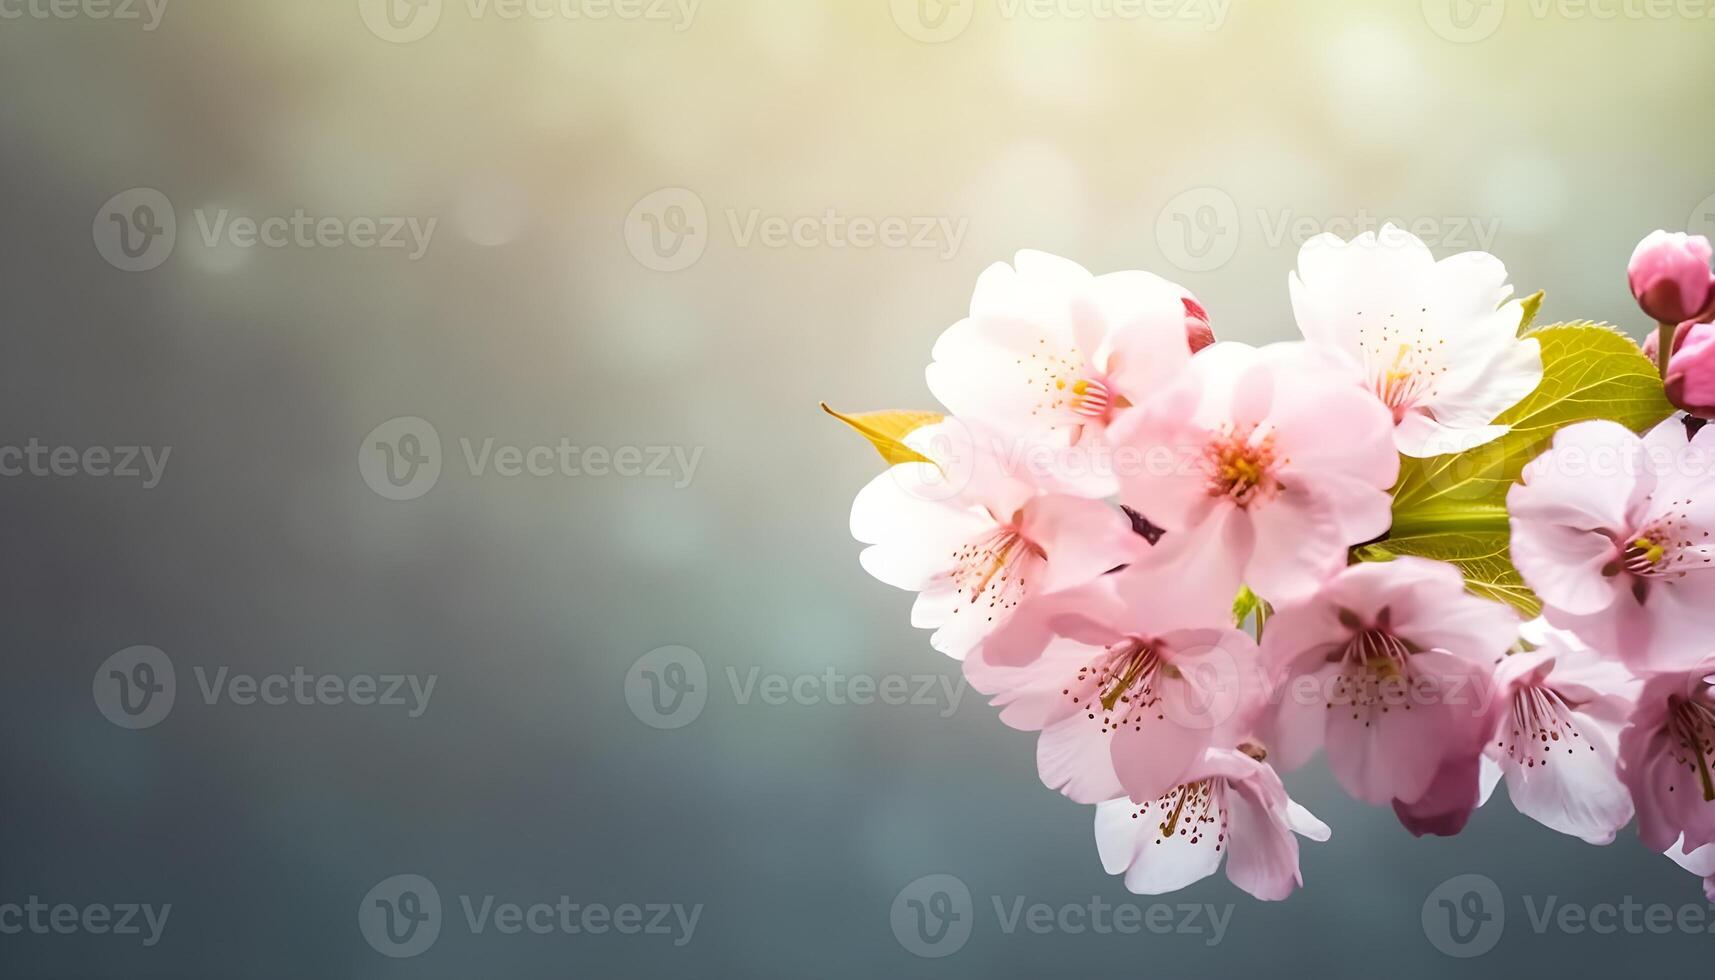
left=1289, top=225, right=1543, bottom=457
left=964, top=566, right=1264, bottom=804
left=1507, top=417, right=1715, bottom=672
left=1481, top=622, right=1639, bottom=844
left=1259, top=557, right=1517, bottom=807
left=926, top=251, right=1208, bottom=469
left=1094, top=746, right=1330, bottom=901
left=850, top=420, right=1141, bottom=660
left=1110, top=341, right=1398, bottom=606
left=1618, top=657, right=1715, bottom=855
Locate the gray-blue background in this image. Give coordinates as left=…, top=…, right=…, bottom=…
left=3, top=0, right=1713, bottom=975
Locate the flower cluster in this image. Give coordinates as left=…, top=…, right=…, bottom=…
left=836, top=226, right=1715, bottom=902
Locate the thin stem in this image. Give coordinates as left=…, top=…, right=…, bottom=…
left=1657, top=320, right=1676, bottom=379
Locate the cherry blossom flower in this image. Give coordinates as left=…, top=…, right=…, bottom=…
left=1094, top=745, right=1330, bottom=901
left=964, top=567, right=1264, bottom=804
left=1259, top=558, right=1517, bottom=807
left=834, top=230, right=1715, bottom=904
left=1110, top=341, right=1398, bottom=605
left=1288, top=225, right=1543, bottom=457
left=1508, top=417, right=1715, bottom=671
left=925, top=251, right=1208, bottom=481
left=1618, top=657, right=1715, bottom=856
left=850, top=419, right=1141, bottom=660
left=1480, top=621, right=1639, bottom=844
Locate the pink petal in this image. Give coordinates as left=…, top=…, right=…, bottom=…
left=1021, top=494, right=1142, bottom=594
left=1224, top=769, right=1307, bottom=901
left=1503, top=707, right=1633, bottom=844
left=1244, top=484, right=1346, bottom=605
left=1111, top=699, right=1215, bottom=803
left=1038, top=715, right=1127, bottom=804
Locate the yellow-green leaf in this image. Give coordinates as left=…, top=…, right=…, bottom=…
left=1516, top=290, right=1544, bottom=336
left=1389, top=322, right=1672, bottom=536
left=1354, top=534, right=1541, bottom=617
left=822, top=403, right=943, bottom=466
left=1364, top=321, right=1670, bottom=616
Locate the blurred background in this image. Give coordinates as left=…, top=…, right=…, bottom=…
left=3, top=0, right=1714, bottom=976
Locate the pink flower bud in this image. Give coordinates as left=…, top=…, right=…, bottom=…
left=1665, top=321, right=1715, bottom=417
left=1628, top=231, right=1715, bottom=326
left=1183, top=296, right=1215, bottom=353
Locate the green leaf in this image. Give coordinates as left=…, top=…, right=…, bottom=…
left=1354, top=533, right=1542, bottom=617
left=1516, top=290, right=1544, bottom=335
left=1364, top=321, right=1672, bottom=616
left=1389, top=322, right=1672, bottom=536
left=822, top=403, right=943, bottom=466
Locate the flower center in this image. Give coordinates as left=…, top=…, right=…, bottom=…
left=948, top=525, right=1044, bottom=623
left=1067, top=377, right=1115, bottom=420
left=1623, top=536, right=1667, bottom=574
left=1668, top=695, right=1715, bottom=803
left=1205, top=428, right=1280, bottom=507
left=1024, top=343, right=1129, bottom=430
left=1499, top=686, right=1586, bottom=769
left=1605, top=506, right=1715, bottom=604
left=1063, top=638, right=1173, bottom=734
left=1325, top=626, right=1422, bottom=722
left=1355, top=322, right=1448, bottom=421
left=1122, top=778, right=1227, bottom=850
